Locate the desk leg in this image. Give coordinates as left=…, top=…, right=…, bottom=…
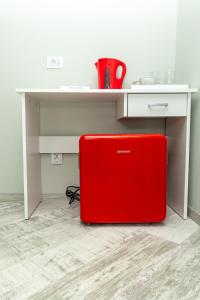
left=22, top=94, right=41, bottom=219
left=166, top=95, right=191, bottom=219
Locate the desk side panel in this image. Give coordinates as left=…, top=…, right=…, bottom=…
left=166, top=95, right=191, bottom=219
left=22, top=94, right=41, bottom=219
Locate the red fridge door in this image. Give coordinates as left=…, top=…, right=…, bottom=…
left=79, top=134, right=167, bottom=223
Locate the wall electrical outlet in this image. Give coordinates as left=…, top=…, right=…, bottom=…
left=51, top=153, right=63, bottom=165
left=47, top=56, right=64, bottom=69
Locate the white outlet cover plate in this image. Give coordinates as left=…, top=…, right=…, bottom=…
left=51, top=153, right=63, bottom=165
left=47, top=56, right=64, bottom=69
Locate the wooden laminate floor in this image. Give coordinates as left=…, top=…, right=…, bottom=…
left=0, top=196, right=199, bottom=300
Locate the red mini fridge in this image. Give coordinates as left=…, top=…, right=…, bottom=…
left=79, top=134, right=167, bottom=223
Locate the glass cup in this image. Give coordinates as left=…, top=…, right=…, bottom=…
left=167, top=69, right=175, bottom=84
left=155, top=70, right=167, bottom=84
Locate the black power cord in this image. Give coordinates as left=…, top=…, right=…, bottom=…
left=66, top=186, right=80, bottom=205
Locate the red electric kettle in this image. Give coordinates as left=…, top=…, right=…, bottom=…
left=95, top=58, right=126, bottom=89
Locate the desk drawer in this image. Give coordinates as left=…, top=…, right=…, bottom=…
left=127, top=94, right=187, bottom=117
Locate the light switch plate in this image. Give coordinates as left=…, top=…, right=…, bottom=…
left=47, top=56, right=64, bottom=69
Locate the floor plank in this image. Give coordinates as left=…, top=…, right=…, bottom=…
left=0, top=197, right=199, bottom=300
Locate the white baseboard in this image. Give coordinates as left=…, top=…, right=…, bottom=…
left=41, top=193, right=66, bottom=200
left=0, top=194, right=24, bottom=201
left=188, top=206, right=200, bottom=225
left=0, top=193, right=66, bottom=202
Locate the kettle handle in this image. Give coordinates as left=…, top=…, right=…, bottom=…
left=116, top=61, right=126, bottom=84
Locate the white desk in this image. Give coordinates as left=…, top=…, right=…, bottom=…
left=17, top=86, right=197, bottom=220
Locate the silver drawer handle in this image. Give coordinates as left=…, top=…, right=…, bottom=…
left=148, top=103, right=169, bottom=108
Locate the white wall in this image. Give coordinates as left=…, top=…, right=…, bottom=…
left=0, top=0, right=177, bottom=193
left=176, top=0, right=200, bottom=215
